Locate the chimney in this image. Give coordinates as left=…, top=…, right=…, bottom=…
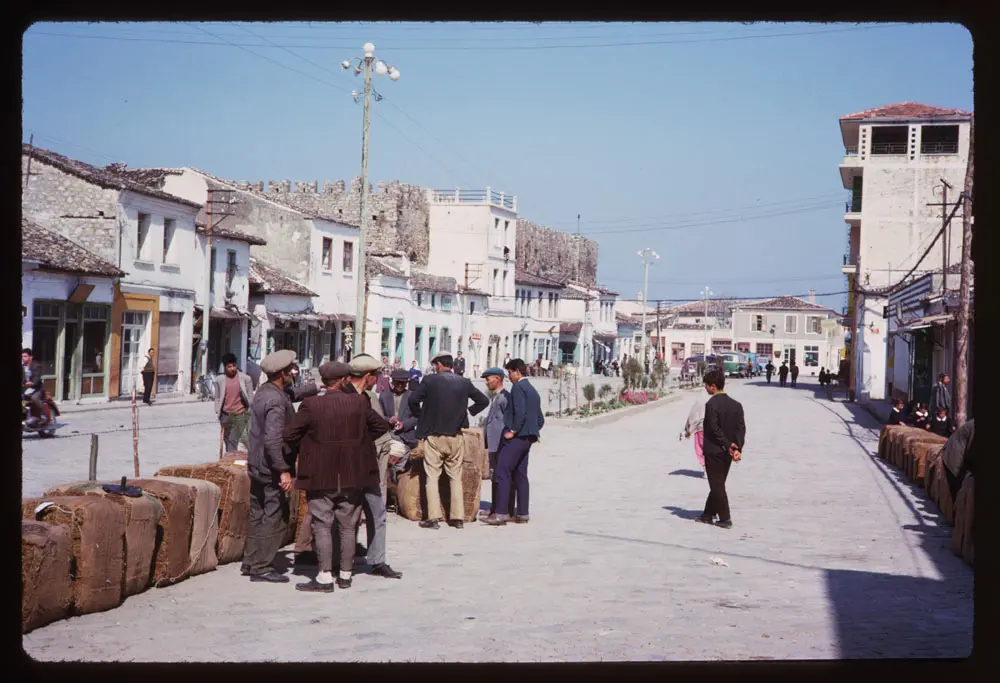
left=809, top=289, right=816, bottom=304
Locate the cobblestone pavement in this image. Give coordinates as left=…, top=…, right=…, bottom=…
left=21, top=377, right=972, bottom=661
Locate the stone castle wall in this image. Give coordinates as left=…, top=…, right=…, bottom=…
left=515, top=219, right=598, bottom=285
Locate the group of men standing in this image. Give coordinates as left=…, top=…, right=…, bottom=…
left=232, top=346, right=545, bottom=593
left=763, top=360, right=799, bottom=387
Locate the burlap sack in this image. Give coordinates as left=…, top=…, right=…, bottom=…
left=152, top=476, right=222, bottom=576
left=924, top=451, right=941, bottom=499
left=878, top=425, right=908, bottom=460
left=22, top=496, right=125, bottom=616
left=21, top=520, right=73, bottom=633
left=284, top=487, right=302, bottom=548
left=908, top=442, right=945, bottom=487
left=462, top=428, right=491, bottom=481
left=951, top=475, right=974, bottom=564
left=900, top=432, right=946, bottom=480
left=393, top=456, right=483, bottom=523
left=931, top=463, right=955, bottom=525
left=129, top=478, right=195, bottom=586
left=44, top=482, right=163, bottom=597
left=155, top=463, right=251, bottom=564
left=888, top=426, right=922, bottom=467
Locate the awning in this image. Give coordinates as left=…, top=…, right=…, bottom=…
left=594, top=333, right=616, bottom=344
left=891, top=314, right=953, bottom=334
left=270, top=312, right=335, bottom=327
left=195, top=305, right=250, bottom=321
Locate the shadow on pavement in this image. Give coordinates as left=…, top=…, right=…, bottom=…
left=668, top=469, right=705, bottom=478
left=661, top=505, right=704, bottom=520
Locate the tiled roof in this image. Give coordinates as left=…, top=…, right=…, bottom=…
left=840, top=102, right=972, bottom=121
left=560, top=322, right=583, bottom=334
left=367, top=256, right=405, bottom=279
left=615, top=311, right=641, bottom=325
left=104, top=165, right=184, bottom=187
left=738, top=296, right=828, bottom=311
left=23, top=146, right=202, bottom=208
left=22, top=217, right=125, bottom=277
left=515, top=271, right=566, bottom=288
left=196, top=222, right=267, bottom=246
left=409, top=272, right=458, bottom=293
left=671, top=300, right=735, bottom=315
left=248, top=257, right=316, bottom=297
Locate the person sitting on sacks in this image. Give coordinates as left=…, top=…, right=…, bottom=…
left=283, top=361, right=392, bottom=592
left=378, top=369, right=418, bottom=488
left=929, top=406, right=956, bottom=437
left=242, top=349, right=300, bottom=583
left=909, top=402, right=930, bottom=430
left=886, top=398, right=906, bottom=425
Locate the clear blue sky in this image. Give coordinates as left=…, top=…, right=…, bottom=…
left=22, top=21, right=973, bottom=310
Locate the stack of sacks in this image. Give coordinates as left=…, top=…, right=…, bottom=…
left=929, top=461, right=956, bottom=524
left=151, top=476, right=222, bottom=576
left=951, top=475, right=974, bottom=565
left=220, top=453, right=300, bottom=549
left=899, top=432, right=947, bottom=483
left=129, top=479, right=195, bottom=586
left=462, top=428, right=491, bottom=481
left=155, top=463, right=251, bottom=564
left=21, top=520, right=73, bottom=633
left=878, top=425, right=908, bottom=460
left=906, top=440, right=945, bottom=486
left=21, top=497, right=125, bottom=616
left=395, top=440, right=484, bottom=522
left=924, top=449, right=941, bottom=500
left=43, top=482, right=163, bottom=597
left=887, top=426, right=922, bottom=468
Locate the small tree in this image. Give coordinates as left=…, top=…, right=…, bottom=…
left=598, top=383, right=614, bottom=401
left=623, top=357, right=643, bottom=391
left=582, top=383, right=596, bottom=409
left=640, top=375, right=650, bottom=390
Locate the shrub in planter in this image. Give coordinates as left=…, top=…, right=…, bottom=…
left=583, top=383, right=596, bottom=409
left=598, top=384, right=614, bottom=401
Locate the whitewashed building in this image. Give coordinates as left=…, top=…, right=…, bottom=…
left=730, top=296, right=845, bottom=375
left=838, top=102, right=972, bottom=402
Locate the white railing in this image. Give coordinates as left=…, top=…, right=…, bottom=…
left=430, top=187, right=518, bottom=212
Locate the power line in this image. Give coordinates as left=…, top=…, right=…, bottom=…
left=600, top=274, right=846, bottom=286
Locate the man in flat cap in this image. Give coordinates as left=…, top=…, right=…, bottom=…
left=342, top=353, right=403, bottom=579
left=408, top=350, right=490, bottom=529
left=379, top=369, right=418, bottom=491
left=480, top=367, right=515, bottom=521
left=242, top=349, right=299, bottom=582
left=284, top=361, right=391, bottom=591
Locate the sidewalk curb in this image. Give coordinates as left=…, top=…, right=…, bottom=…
left=553, top=390, right=688, bottom=429
left=57, top=395, right=207, bottom=415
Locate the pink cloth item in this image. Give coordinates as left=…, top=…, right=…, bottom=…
left=694, top=431, right=705, bottom=468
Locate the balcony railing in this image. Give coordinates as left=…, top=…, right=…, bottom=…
left=870, top=142, right=908, bottom=155
left=430, top=187, right=518, bottom=212
left=920, top=141, right=959, bottom=155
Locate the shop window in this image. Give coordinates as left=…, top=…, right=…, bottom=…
left=804, top=345, right=819, bottom=367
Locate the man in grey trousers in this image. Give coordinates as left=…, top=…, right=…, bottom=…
left=479, top=367, right=514, bottom=521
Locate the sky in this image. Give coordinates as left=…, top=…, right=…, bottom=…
left=21, top=21, right=974, bottom=311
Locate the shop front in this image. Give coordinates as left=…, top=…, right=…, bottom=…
left=28, top=300, right=113, bottom=403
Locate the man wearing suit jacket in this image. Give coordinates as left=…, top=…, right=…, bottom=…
left=379, top=369, right=418, bottom=484
left=408, top=350, right=490, bottom=529
left=479, top=367, right=513, bottom=520
left=485, top=358, right=544, bottom=526
left=696, top=369, right=746, bottom=529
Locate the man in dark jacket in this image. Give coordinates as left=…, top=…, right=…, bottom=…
left=142, top=348, right=156, bottom=405
left=778, top=361, right=789, bottom=387
left=284, top=361, right=391, bottom=592
left=485, top=359, right=545, bottom=526
left=930, top=374, right=953, bottom=418
left=696, top=369, right=746, bottom=529
left=242, top=349, right=298, bottom=583
left=408, top=350, right=490, bottom=529
left=379, top=369, right=418, bottom=484
left=765, top=360, right=774, bottom=384
left=790, top=362, right=800, bottom=388
left=21, top=348, right=52, bottom=425
left=454, top=351, right=467, bottom=377
left=480, top=367, right=513, bottom=520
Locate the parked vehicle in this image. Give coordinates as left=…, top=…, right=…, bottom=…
left=680, top=354, right=723, bottom=381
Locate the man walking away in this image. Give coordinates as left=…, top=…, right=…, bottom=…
left=283, top=361, right=391, bottom=592
left=765, top=360, right=774, bottom=385
left=142, top=348, right=156, bottom=405
left=480, top=367, right=513, bottom=520
left=695, top=369, right=745, bottom=530
left=790, top=362, right=800, bottom=388
left=454, top=351, right=467, bottom=377
left=242, top=349, right=298, bottom=583
left=379, top=369, right=419, bottom=488
left=343, top=354, right=403, bottom=579
left=485, top=359, right=544, bottom=526
left=930, top=374, right=953, bottom=418
left=778, top=361, right=789, bottom=387
left=216, top=353, right=255, bottom=453
left=408, top=350, right=490, bottom=529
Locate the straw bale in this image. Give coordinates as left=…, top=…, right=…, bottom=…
left=44, top=482, right=163, bottom=597
left=129, top=478, right=195, bottom=586
left=951, top=475, right=974, bottom=564
left=392, top=457, right=482, bottom=522
left=21, top=520, right=73, bottom=633
left=155, top=463, right=251, bottom=564
left=22, top=496, right=125, bottom=615
left=152, top=476, right=221, bottom=576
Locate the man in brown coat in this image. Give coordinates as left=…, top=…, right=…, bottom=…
left=283, top=361, right=391, bottom=592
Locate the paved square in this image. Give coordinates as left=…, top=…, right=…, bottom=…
left=21, top=378, right=972, bottom=661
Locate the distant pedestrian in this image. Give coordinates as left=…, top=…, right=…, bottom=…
left=682, top=391, right=709, bottom=471
left=790, top=363, right=800, bottom=387
left=216, top=353, right=255, bottom=453
left=930, top=374, right=952, bottom=418
left=778, top=361, right=789, bottom=387
left=765, top=360, right=774, bottom=384
left=818, top=368, right=827, bottom=386
left=887, top=398, right=906, bottom=425
left=142, top=348, right=156, bottom=405
left=479, top=367, right=514, bottom=521
left=695, top=369, right=745, bottom=530
left=376, top=356, right=392, bottom=393
left=485, top=359, right=545, bottom=526
left=503, top=353, right=512, bottom=369
left=454, top=351, right=467, bottom=377
left=408, top=361, right=423, bottom=391
left=408, top=350, right=489, bottom=529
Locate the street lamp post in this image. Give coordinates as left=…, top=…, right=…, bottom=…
left=701, top=285, right=714, bottom=359
left=637, top=248, right=659, bottom=367
left=343, top=43, right=400, bottom=355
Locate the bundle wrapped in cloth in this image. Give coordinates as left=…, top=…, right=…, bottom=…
left=129, top=478, right=195, bottom=586
left=21, top=520, right=73, bottom=633
left=395, top=440, right=484, bottom=523
left=150, top=476, right=222, bottom=576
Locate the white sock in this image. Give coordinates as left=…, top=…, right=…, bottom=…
left=315, top=571, right=333, bottom=585
left=339, top=570, right=352, bottom=581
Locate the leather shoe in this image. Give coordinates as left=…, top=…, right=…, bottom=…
left=715, top=519, right=733, bottom=529
left=370, top=563, right=403, bottom=579
left=483, top=517, right=507, bottom=526
left=511, top=516, right=529, bottom=524
left=249, top=571, right=289, bottom=583
left=336, top=577, right=352, bottom=589
left=419, top=520, right=440, bottom=529
left=695, top=515, right=715, bottom=525
left=448, top=520, right=464, bottom=529
left=295, top=579, right=334, bottom=593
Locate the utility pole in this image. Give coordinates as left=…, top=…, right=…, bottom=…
left=701, top=286, right=714, bottom=358
left=576, top=214, right=581, bottom=283
left=954, top=115, right=974, bottom=427
left=343, top=44, right=400, bottom=356
left=23, top=133, right=34, bottom=193
left=201, top=188, right=236, bottom=381
left=637, top=248, right=659, bottom=368
left=655, top=300, right=662, bottom=364
left=581, top=291, right=590, bottom=375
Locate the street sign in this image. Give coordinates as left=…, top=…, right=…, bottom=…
left=821, top=320, right=837, bottom=330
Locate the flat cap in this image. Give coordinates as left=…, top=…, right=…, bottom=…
left=319, top=361, right=351, bottom=382
left=481, top=367, right=505, bottom=379
left=349, top=353, right=382, bottom=376
left=260, top=349, right=296, bottom=374
left=390, top=369, right=410, bottom=382
left=431, top=349, right=453, bottom=364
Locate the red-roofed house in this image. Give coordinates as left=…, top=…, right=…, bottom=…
left=837, top=102, right=971, bottom=401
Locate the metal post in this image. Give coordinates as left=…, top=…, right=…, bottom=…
left=23, top=133, right=34, bottom=193
left=941, top=180, right=950, bottom=290
left=639, top=252, right=650, bottom=365
left=88, top=434, right=99, bottom=482
left=131, top=385, right=140, bottom=478
left=953, top=116, right=974, bottom=427
left=355, top=52, right=374, bottom=354
left=201, top=199, right=213, bottom=381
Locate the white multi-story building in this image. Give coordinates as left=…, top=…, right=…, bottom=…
left=730, top=297, right=845, bottom=375
left=838, top=101, right=972, bottom=402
